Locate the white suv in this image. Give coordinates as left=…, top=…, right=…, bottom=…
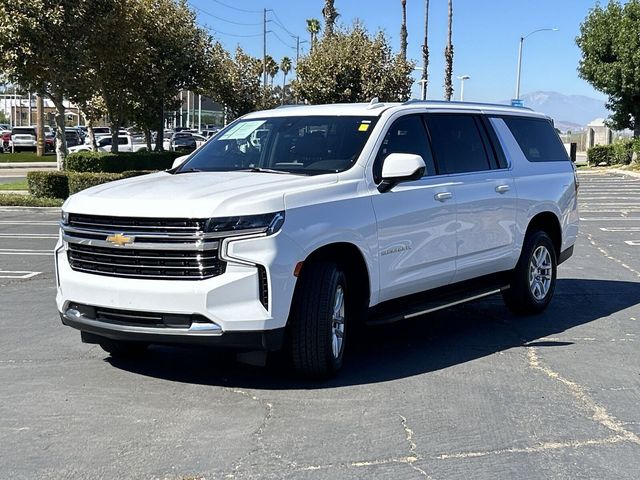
left=56, top=101, right=579, bottom=378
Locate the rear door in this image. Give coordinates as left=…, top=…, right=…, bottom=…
left=425, top=113, right=517, bottom=282
left=371, top=114, right=458, bottom=302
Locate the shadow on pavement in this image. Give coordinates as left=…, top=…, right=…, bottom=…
left=106, top=278, right=640, bottom=389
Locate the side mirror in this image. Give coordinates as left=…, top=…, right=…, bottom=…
left=378, top=153, right=426, bottom=193
left=171, top=155, right=190, bottom=169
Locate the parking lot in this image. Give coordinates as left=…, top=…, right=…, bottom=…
left=1, top=170, right=639, bottom=479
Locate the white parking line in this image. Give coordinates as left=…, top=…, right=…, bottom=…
left=0, top=248, right=53, bottom=256
left=624, top=240, right=640, bottom=246
left=600, top=227, right=640, bottom=232
left=0, top=270, right=41, bottom=279
left=0, top=221, right=59, bottom=225
left=580, top=217, right=640, bottom=221
left=0, top=234, right=58, bottom=239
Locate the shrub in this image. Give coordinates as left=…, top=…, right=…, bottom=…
left=120, top=170, right=157, bottom=179
left=586, top=145, right=614, bottom=166
left=611, top=140, right=634, bottom=165
left=67, top=172, right=122, bottom=195
left=27, top=171, right=69, bottom=199
left=64, top=151, right=179, bottom=173
left=0, top=193, right=64, bottom=207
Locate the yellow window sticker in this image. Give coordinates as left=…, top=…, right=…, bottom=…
left=358, top=123, right=370, bottom=132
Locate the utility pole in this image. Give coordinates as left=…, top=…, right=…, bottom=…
left=198, top=94, right=202, bottom=132
left=36, top=94, right=45, bottom=157
left=263, top=8, right=268, bottom=88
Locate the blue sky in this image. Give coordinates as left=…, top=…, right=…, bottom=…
left=191, top=0, right=607, bottom=102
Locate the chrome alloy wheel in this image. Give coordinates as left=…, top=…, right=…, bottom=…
left=331, top=285, right=345, bottom=359
left=529, top=245, right=552, bottom=301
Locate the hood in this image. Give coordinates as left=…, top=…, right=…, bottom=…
left=64, top=170, right=338, bottom=218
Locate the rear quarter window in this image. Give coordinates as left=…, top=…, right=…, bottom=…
left=501, top=116, right=569, bottom=162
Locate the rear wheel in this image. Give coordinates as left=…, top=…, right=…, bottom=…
left=503, top=230, right=557, bottom=315
left=289, top=261, right=347, bottom=378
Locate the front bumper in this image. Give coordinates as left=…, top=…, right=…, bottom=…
left=55, top=229, right=301, bottom=345
left=60, top=307, right=285, bottom=350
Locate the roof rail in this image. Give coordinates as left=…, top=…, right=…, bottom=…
left=402, top=99, right=534, bottom=111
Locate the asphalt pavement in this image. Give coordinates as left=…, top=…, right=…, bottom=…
left=0, top=171, right=639, bottom=479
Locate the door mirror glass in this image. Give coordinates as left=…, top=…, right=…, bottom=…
left=378, top=153, right=426, bottom=192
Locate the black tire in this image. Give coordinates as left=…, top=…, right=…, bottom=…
left=503, top=230, right=557, bottom=315
left=98, top=338, right=148, bottom=358
left=289, top=261, right=348, bottom=379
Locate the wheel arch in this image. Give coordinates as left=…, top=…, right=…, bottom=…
left=295, top=242, right=371, bottom=317
left=525, top=211, right=562, bottom=259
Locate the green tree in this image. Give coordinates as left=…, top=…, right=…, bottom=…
left=400, top=0, right=408, bottom=61
left=129, top=0, right=213, bottom=150
left=280, top=57, right=292, bottom=104
left=293, top=24, right=414, bottom=104
left=323, top=0, right=339, bottom=37
left=307, top=18, right=321, bottom=46
left=0, top=0, right=95, bottom=168
left=206, top=46, right=276, bottom=121
left=444, top=0, right=454, bottom=101
left=577, top=1, right=640, bottom=137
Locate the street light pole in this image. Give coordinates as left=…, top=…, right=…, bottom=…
left=515, top=28, right=558, bottom=100
left=457, top=75, right=470, bottom=101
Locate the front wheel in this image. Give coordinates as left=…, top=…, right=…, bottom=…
left=289, top=261, right=347, bottom=379
left=503, top=230, right=557, bottom=315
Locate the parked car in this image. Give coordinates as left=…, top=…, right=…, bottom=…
left=56, top=101, right=579, bottom=378
left=83, top=127, right=111, bottom=145
left=10, top=126, right=38, bottom=152
left=65, top=129, right=83, bottom=148
left=167, top=132, right=207, bottom=152
left=68, top=135, right=148, bottom=153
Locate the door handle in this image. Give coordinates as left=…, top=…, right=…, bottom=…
left=495, top=185, right=510, bottom=194
left=434, top=192, right=453, bottom=202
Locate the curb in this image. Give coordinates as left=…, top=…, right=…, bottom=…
left=0, top=162, right=57, bottom=169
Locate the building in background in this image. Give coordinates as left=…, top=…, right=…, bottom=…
left=171, top=91, right=224, bottom=130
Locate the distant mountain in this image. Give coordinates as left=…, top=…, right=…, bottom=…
left=498, top=91, right=609, bottom=130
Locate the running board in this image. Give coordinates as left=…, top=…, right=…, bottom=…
left=366, top=272, right=511, bottom=326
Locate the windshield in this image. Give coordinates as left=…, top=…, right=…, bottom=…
left=176, top=115, right=378, bottom=175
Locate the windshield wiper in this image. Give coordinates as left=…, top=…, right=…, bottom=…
left=241, top=167, right=292, bottom=175
left=175, top=168, right=204, bottom=174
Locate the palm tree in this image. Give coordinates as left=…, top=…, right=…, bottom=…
left=421, top=0, right=430, bottom=100
left=444, top=0, right=454, bottom=101
left=322, top=0, right=338, bottom=37
left=306, top=18, right=321, bottom=46
left=400, top=0, right=408, bottom=61
left=265, top=56, right=279, bottom=88
left=280, top=57, right=292, bottom=104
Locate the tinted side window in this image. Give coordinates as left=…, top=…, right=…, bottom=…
left=501, top=117, right=569, bottom=162
left=374, top=115, right=435, bottom=182
left=118, top=137, right=128, bottom=145
left=426, top=115, right=492, bottom=174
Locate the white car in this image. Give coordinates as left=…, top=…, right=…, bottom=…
left=69, top=135, right=147, bottom=153
left=56, top=101, right=579, bottom=378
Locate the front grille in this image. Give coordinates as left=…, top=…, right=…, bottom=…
left=68, top=213, right=206, bottom=233
left=67, top=243, right=225, bottom=280
left=63, top=214, right=225, bottom=280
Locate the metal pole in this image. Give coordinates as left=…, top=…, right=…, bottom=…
left=460, top=79, right=465, bottom=101
left=186, top=91, right=190, bottom=129
left=198, top=94, right=202, bottom=132
left=28, top=92, right=32, bottom=125
left=515, top=36, right=524, bottom=100
left=179, top=90, right=183, bottom=128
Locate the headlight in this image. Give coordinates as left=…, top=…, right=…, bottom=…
left=61, top=210, right=69, bottom=225
left=205, top=211, right=284, bottom=236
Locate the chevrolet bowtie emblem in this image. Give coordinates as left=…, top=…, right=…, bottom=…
left=106, top=233, right=134, bottom=247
